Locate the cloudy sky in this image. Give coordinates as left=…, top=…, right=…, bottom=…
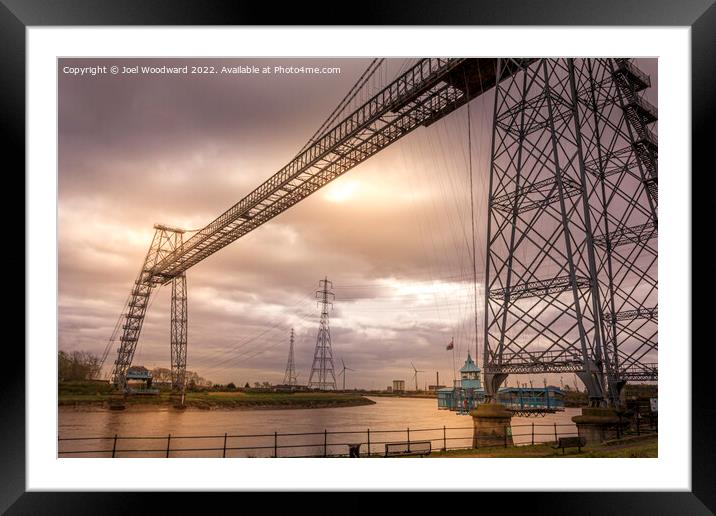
left=58, top=57, right=656, bottom=389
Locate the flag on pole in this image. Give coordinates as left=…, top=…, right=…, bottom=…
left=446, top=338, right=454, bottom=351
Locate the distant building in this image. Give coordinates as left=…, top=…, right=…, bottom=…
left=127, top=365, right=151, bottom=380
left=386, top=386, right=393, bottom=392
left=428, top=384, right=447, bottom=392
left=126, top=365, right=158, bottom=395
left=273, top=384, right=310, bottom=392
left=392, top=380, right=405, bottom=393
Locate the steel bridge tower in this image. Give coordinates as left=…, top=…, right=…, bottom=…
left=572, top=58, right=658, bottom=402
left=170, top=272, right=188, bottom=395
left=283, top=328, right=297, bottom=386
left=482, top=58, right=657, bottom=406
left=308, top=278, right=337, bottom=390
left=111, top=224, right=189, bottom=395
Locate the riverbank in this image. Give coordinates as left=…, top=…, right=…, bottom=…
left=366, top=392, right=436, bottom=399
left=59, top=390, right=376, bottom=411
left=429, top=434, right=657, bottom=458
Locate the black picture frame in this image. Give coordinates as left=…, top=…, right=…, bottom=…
left=5, top=0, right=709, bottom=512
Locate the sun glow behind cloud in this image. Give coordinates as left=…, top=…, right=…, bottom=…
left=323, top=178, right=360, bottom=203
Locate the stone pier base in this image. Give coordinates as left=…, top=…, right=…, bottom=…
left=108, top=393, right=126, bottom=411
left=572, top=407, right=624, bottom=445
left=170, top=392, right=187, bottom=409
left=469, top=403, right=513, bottom=448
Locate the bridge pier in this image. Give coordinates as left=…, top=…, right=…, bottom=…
left=572, top=407, right=626, bottom=444
left=108, top=392, right=126, bottom=411
left=470, top=403, right=513, bottom=448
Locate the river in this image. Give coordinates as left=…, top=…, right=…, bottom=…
left=58, top=397, right=580, bottom=457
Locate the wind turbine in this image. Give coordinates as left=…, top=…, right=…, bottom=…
left=411, top=362, right=424, bottom=392
left=338, top=358, right=356, bottom=391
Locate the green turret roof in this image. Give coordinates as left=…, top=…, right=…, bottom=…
left=460, top=352, right=481, bottom=373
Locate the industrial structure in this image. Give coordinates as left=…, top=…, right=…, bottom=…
left=337, top=358, right=355, bottom=391
left=282, top=328, right=297, bottom=386
left=101, top=58, right=656, bottom=409
left=482, top=58, right=657, bottom=407
left=410, top=362, right=425, bottom=392
left=307, top=278, right=337, bottom=390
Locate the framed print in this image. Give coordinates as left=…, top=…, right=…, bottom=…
left=6, top=0, right=711, bottom=511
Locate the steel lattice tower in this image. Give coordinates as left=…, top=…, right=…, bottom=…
left=111, top=224, right=188, bottom=392
left=482, top=58, right=657, bottom=406
left=482, top=58, right=608, bottom=405
left=308, top=278, right=337, bottom=390
left=112, top=224, right=187, bottom=393
left=170, top=272, right=188, bottom=394
left=571, top=59, right=658, bottom=402
left=283, top=328, right=297, bottom=386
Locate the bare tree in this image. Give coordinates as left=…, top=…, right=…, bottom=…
left=58, top=350, right=101, bottom=381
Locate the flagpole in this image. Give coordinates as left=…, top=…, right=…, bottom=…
left=451, top=337, right=456, bottom=388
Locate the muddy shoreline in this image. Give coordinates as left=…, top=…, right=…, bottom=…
left=59, top=397, right=377, bottom=412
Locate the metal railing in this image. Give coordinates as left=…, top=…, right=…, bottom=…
left=58, top=422, right=588, bottom=458
left=613, top=59, right=651, bottom=89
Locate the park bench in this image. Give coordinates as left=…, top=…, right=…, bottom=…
left=553, top=436, right=586, bottom=454
left=347, top=443, right=362, bottom=457
left=384, top=440, right=432, bottom=457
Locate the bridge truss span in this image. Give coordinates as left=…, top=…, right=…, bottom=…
left=150, top=58, right=529, bottom=282
left=109, top=58, right=531, bottom=391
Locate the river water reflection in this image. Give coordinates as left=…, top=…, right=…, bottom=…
left=59, top=397, right=580, bottom=457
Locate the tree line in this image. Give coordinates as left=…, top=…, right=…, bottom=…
left=58, top=350, right=215, bottom=389
left=148, top=367, right=211, bottom=389
left=58, top=350, right=267, bottom=391
left=58, top=350, right=102, bottom=381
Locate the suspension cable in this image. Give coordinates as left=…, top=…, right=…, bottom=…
left=466, top=70, right=480, bottom=366
left=295, top=58, right=385, bottom=156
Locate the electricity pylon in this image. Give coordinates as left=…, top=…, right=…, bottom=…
left=283, top=328, right=297, bottom=386
left=307, top=278, right=337, bottom=390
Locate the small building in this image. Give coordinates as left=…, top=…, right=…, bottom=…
left=386, top=386, right=393, bottom=392
left=428, top=384, right=446, bottom=392
left=437, top=353, right=484, bottom=413
left=126, top=366, right=159, bottom=395
left=392, top=380, right=405, bottom=393
left=459, top=352, right=482, bottom=390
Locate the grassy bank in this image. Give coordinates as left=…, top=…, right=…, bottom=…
left=428, top=434, right=657, bottom=458
left=59, top=382, right=376, bottom=410
left=366, top=392, right=436, bottom=399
